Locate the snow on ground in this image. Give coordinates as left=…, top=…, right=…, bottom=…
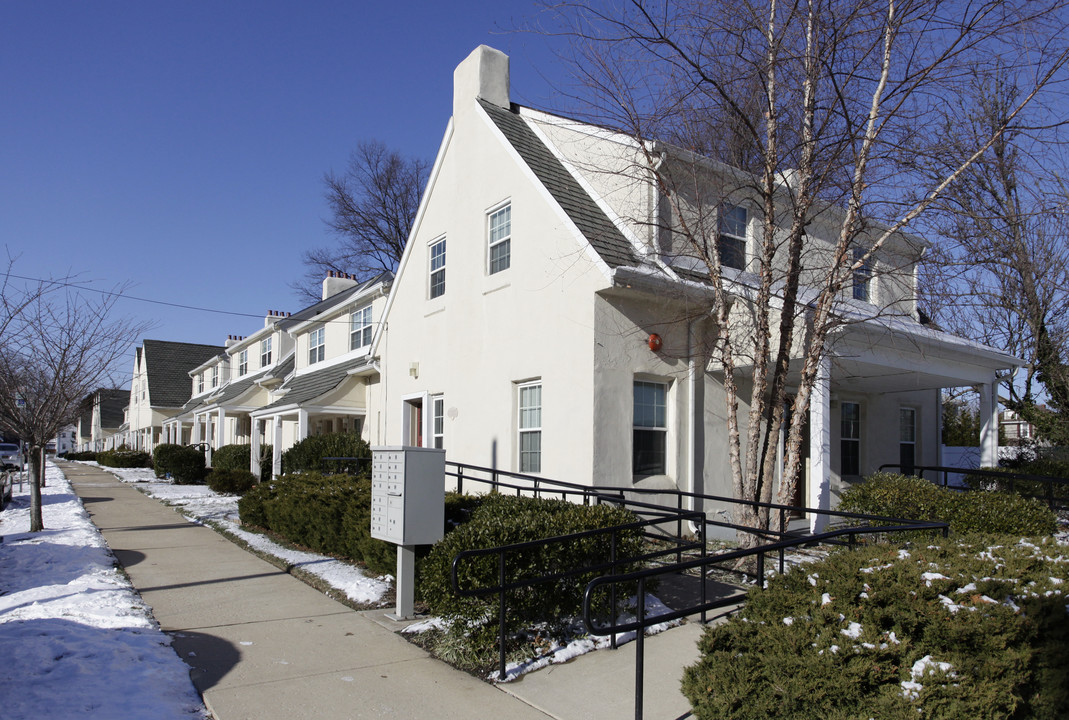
left=91, top=464, right=392, bottom=606
left=0, top=464, right=208, bottom=720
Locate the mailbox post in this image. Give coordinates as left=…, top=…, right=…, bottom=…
left=370, top=446, right=445, bottom=620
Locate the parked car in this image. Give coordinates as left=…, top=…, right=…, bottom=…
left=1, top=443, right=24, bottom=470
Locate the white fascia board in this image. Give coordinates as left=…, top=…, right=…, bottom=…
left=188, top=354, right=226, bottom=378
left=371, top=119, right=455, bottom=358
left=293, top=349, right=372, bottom=378
left=836, top=316, right=1023, bottom=370
left=249, top=403, right=299, bottom=419
left=287, top=281, right=391, bottom=336
left=478, top=106, right=613, bottom=282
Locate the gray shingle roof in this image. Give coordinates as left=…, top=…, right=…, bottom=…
left=479, top=100, right=637, bottom=269
left=258, top=356, right=370, bottom=412
left=142, top=340, right=225, bottom=409
left=96, top=389, right=128, bottom=430
left=280, top=272, right=394, bottom=330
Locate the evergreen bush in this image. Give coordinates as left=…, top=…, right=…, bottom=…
left=96, top=449, right=152, bottom=468
left=280, top=432, right=370, bottom=476
left=962, top=462, right=1069, bottom=507
left=64, top=451, right=97, bottom=461
left=152, top=444, right=184, bottom=478
left=420, top=494, right=645, bottom=646
left=839, top=472, right=1057, bottom=536
left=206, top=468, right=258, bottom=495
left=211, top=443, right=251, bottom=472
left=169, top=446, right=208, bottom=485
left=681, top=536, right=1069, bottom=719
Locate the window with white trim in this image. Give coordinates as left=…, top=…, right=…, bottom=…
left=841, top=401, right=861, bottom=476
left=633, top=380, right=667, bottom=476
left=238, top=349, right=248, bottom=376
left=211, top=366, right=219, bottom=388
left=488, top=203, right=511, bottom=274
left=197, top=374, right=204, bottom=394
left=899, top=407, right=916, bottom=474
left=308, top=327, right=325, bottom=365
left=260, top=337, right=272, bottom=367
left=432, top=395, right=444, bottom=449
left=350, top=305, right=373, bottom=351
left=853, top=247, right=872, bottom=302
left=518, top=382, right=541, bottom=473
left=717, top=205, right=747, bottom=270
left=429, top=238, right=446, bottom=299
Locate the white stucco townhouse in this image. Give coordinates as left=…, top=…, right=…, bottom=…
left=370, top=46, right=1018, bottom=527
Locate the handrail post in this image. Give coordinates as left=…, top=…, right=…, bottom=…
left=498, top=552, right=507, bottom=681
left=457, top=465, right=464, bottom=495
left=757, top=552, right=765, bottom=589
left=610, top=528, right=618, bottom=650
left=700, top=519, right=708, bottom=625
left=634, top=578, right=646, bottom=720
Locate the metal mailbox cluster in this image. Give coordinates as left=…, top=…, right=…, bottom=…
left=370, top=446, right=445, bottom=546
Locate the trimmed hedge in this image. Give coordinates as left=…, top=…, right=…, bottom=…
left=169, top=446, right=208, bottom=485
left=838, top=472, right=1058, bottom=537
left=237, top=472, right=396, bottom=575
left=97, top=449, right=152, bottom=468
left=211, top=443, right=274, bottom=479
left=280, top=432, right=370, bottom=476
left=962, top=463, right=1069, bottom=506
left=681, top=536, right=1069, bottom=719
left=64, top=451, right=97, bottom=461
left=152, top=444, right=184, bottom=479
left=206, top=468, right=258, bottom=495
left=420, top=494, right=645, bottom=644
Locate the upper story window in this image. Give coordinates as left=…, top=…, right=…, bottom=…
left=197, top=374, right=204, bottom=394
left=238, top=349, right=248, bottom=376
left=260, top=337, right=273, bottom=367
left=350, top=305, right=373, bottom=351
left=852, top=247, right=872, bottom=302
left=633, top=380, right=667, bottom=476
left=717, top=205, right=747, bottom=270
left=488, top=203, right=511, bottom=274
left=429, top=237, right=446, bottom=299
left=211, top=366, right=219, bottom=388
left=308, top=327, right=325, bottom=365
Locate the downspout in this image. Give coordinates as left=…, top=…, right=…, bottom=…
left=688, top=316, right=699, bottom=521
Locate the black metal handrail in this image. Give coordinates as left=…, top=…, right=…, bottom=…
left=450, top=509, right=707, bottom=681
left=879, top=463, right=1069, bottom=509
left=581, top=517, right=950, bottom=720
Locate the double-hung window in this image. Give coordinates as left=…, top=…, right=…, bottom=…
left=238, top=349, right=248, bottom=376
left=432, top=396, right=444, bottom=449
left=308, top=327, right=325, bottom=365
left=350, top=305, right=373, bottom=351
left=488, top=203, right=511, bottom=274
left=899, top=408, right=916, bottom=474
left=211, top=366, right=219, bottom=388
left=717, top=205, right=747, bottom=270
left=260, top=337, right=272, bottom=367
left=841, top=401, right=861, bottom=476
left=633, top=380, right=667, bottom=476
left=197, top=374, right=204, bottom=394
left=518, top=382, right=542, bottom=473
left=429, top=238, right=446, bottom=299
left=853, top=247, right=872, bottom=302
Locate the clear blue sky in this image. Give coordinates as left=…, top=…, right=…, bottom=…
left=1, top=1, right=574, bottom=385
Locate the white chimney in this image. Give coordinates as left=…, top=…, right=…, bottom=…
left=454, top=45, right=509, bottom=119
left=322, top=270, right=359, bottom=300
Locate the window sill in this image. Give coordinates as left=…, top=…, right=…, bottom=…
left=483, top=278, right=511, bottom=296
left=632, top=474, right=678, bottom=491
left=424, top=305, right=445, bottom=319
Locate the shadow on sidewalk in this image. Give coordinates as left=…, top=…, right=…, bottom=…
left=170, top=630, right=242, bottom=691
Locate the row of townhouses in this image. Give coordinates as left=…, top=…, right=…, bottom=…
left=75, top=46, right=1018, bottom=523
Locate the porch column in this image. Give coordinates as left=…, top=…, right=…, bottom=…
left=176, top=421, right=184, bottom=446
left=979, top=377, right=999, bottom=468
left=216, top=408, right=226, bottom=449
left=250, top=418, right=261, bottom=478
left=191, top=416, right=202, bottom=445
left=297, top=409, right=309, bottom=441
left=272, top=415, right=283, bottom=479
left=809, top=355, right=832, bottom=534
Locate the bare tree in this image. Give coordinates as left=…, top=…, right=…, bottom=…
left=918, top=72, right=1069, bottom=443
left=0, top=262, right=148, bottom=531
left=293, top=141, right=429, bottom=303
left=548, top=0, right=1069, bottom=537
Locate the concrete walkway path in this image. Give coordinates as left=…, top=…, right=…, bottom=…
left=63, top=462, right=725, bottom=720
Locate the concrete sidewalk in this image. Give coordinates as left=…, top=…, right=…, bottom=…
left=63, top=461, right=719, bottom=720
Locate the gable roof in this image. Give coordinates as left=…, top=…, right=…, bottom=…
left=96, top=388, right=128, bottom=430
left=141, top=340, right=225, bottom=409
left=281, top=271, right=394, bottom=331
left=479, top=100, right=637, bottom=269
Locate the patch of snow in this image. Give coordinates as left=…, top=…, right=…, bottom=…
left=841, top=622, right=863, bottom=639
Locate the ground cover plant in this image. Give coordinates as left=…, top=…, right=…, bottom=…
left=681, top=535, right=1069, bottom=719
left=838, top=472, right=1058, bottom=536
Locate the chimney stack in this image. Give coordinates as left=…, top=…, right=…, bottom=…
left=322, top=270, right=359, bottom=300
left=454, top=45, right=509, bottom=120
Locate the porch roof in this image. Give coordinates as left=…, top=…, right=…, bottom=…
left=252, top=356, right=373, bottom=415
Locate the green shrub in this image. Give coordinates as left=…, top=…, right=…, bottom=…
left=280, top=432, right=370, bottom=476
left=211, top=443, right=250, bottom=471
left=169, top=446, right=208, bottom=485
left=839, top=472, right=1057, bottom=536
left=206, top=468, right=257, bottom=495
left=963, top=463, right=1069, bottom=506
left=64, top=451, right=97, bottom=462
left=681, top=536, right=1069, bottom=719
left=420, top=494, right=645, bottom=646
left=97, top=449, right=152, bottom=468
left=152, top=444, right=184, bottom=479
